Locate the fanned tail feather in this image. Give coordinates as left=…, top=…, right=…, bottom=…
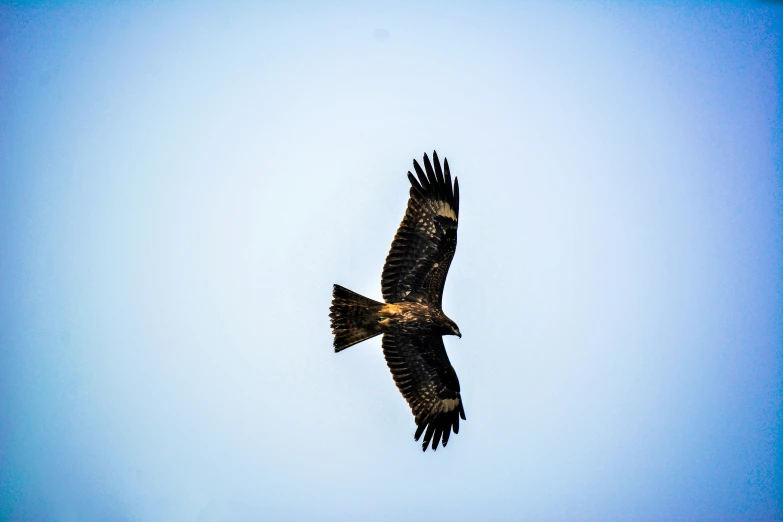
left=330, top=285, right=383, bottom=352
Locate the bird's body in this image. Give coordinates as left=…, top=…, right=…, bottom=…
left=330, top=151, right=465, bottom=451
left=377, top=302, right=457, bottom=336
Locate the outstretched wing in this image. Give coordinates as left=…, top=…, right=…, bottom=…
left=381, top=151, right=459, bottom=307
left=382, top=332, right=466, bottom=451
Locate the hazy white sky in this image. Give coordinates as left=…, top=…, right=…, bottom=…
left=1, top=2, right=780, bottom=520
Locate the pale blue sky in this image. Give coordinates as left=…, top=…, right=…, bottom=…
left=1, top=2, right=781, bottom=520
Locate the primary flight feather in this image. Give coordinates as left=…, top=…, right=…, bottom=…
left=329, top=151, right=465, bottom=451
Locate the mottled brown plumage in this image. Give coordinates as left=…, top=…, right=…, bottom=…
left=330, top=151, right=465, bottom=451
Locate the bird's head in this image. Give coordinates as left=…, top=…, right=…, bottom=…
left=443, top=316, right=462, bottom=338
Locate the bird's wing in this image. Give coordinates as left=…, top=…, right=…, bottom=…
left=381, top=151, right=459, bottom=307
left=382, top=332, right=466, bottom=451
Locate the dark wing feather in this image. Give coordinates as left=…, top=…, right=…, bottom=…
left=382, top=151, right=459, bottom=306
left=382, top=332, right=466, bottom=451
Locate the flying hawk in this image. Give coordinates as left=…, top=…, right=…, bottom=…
left=330, top=151, right=465, bottom=451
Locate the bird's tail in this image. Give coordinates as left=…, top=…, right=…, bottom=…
left=330, top=284, right=384, bottom=352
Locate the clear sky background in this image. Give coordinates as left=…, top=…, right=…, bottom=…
left=0, top=2, right=781, bottom=521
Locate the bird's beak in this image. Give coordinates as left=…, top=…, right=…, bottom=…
left=457, top=332, right=462, bottom=339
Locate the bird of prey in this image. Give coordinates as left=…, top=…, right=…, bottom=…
left=330, top=151, right=465, bottom=451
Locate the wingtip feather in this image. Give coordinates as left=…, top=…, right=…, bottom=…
left=422, top=152, right=438, bottom=190
left=413, top=159, right=429, bottom=190
left=453, top=176, right=460, bottom=216
left=407, top=171, right=426, bottom=197
left=414, top=422, right=426, bottom=441
left=410, top=151, right=458, bottom=207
